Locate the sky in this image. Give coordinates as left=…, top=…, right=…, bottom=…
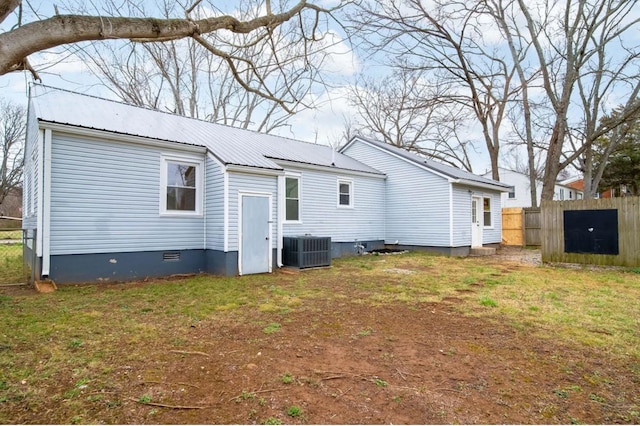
left=2, top=0, right=638, bottom=179
left=0, top=0, right=504, bottom=175
left=0, top=13, right=380, bottom=164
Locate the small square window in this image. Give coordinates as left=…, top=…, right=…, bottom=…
left=338, top=179, right=353, bottom=208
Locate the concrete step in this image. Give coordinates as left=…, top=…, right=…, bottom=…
left=469, top=247, right=497, bottom=256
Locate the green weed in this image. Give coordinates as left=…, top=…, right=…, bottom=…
left=263, top=323, right=281, bottom=334
left=287, top=405, right=302, bottom=417
left=138, top=394, right=152, bottom=403
left=374, top=378, right=388, bottom=387
left=480, top=296, right=497, bottom=307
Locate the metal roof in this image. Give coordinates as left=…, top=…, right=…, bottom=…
left=29, top=85, right=384, bottom=176
left=347, top=136, right=511, bottom=190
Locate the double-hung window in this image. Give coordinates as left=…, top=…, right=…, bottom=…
left=285, top=175, right=300, bottom=222
left=337, top=179, right=353, bottom=208
left=483, top=197, right=492, bottom=228
left=160, top=154, right=203, bottom=215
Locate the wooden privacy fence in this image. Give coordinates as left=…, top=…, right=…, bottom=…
left=501, top=207, right=541, bottom=246
left=524, top=208, right=541, bottom=246
left=541, top=196, right=640, bottom=267
left=501, top=208, right=524, bottom=246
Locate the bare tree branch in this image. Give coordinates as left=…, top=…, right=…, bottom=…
left=0, top=0, right=336, bottom=76
left=0, top=98, right=25, bottom=206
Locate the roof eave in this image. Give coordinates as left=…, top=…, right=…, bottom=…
left=271, top=158, right=386, bottom=178
left=454, top=178, right=511, bottom=192
left=38, top=120, right=207, bottom=153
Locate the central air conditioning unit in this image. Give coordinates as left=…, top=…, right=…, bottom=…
left=283, top=236, right=331, bottom=269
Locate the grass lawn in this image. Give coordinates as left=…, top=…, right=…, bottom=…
left=0, top=229, right=22, bottom=240
left=0, top=243, right=25, bottom=284
left=0, top=252, right=639, bottom=424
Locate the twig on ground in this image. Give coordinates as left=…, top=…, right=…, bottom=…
left=130, top=397, right=206, bottom=409
left=170, top=350, right=210, bottom=357
left=334, top=386, right=352, bottom=399
left=319, top=375, right=348, bottom=381
left=139, top=380, right=200, bottom=389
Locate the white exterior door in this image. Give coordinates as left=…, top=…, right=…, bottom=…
left=471, top=196, right=483, bottom=247
left=239, top=194, right=271, bottom=275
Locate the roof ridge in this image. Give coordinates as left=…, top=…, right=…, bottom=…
left=350, top=135, right=510, bottom=188
left=30, top=83, right=333, bottom=149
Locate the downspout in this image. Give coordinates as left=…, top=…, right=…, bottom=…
left=223, top=169, right=229, bottom=253
left=449, top=183, right=454, bottom=247
left=202, top=158, right=207, bottom=254
left=35, top=130, right=44, bottom=263
left=276, top=175, right=284, bottom=267
left=42, top=129, right=52, bottom=277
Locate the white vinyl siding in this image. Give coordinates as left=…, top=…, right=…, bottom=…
left=482, top=191, right=502, bottom=244
left=282, top=167, right=384, bottom=242
left=227, top=172, right=278, bottom=252
left=205, top=156, right=225, bottom=251
left=451, top=185, right=473, bottom=247
left=49, top=133, right=205, bottom=255
left=451, top=185, right=502, bottom=246
left=343, top=141, right=451, bottom=247
left=22, top=107, right=40, bottom=229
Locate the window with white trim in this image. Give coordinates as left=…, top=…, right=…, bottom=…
left=285, top=176, right=300, bottom=221
left=483, top=197, right=492, bottom=227
left=337, top=179, right=353, bottom=208
left=508, top=186, right=515, bottom=199
left=160, top=155, right=203, bottom=215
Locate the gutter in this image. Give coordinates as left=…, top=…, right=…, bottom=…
left=453, top=178, right=511, bottom=192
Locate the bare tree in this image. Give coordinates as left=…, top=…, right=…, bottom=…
left=0, top=98, right=25, bottom=208
left=483, top=0, right=546, bottom=206
left=516, top=0, right=640, bottom=201
left=571, top=62, right=640, bottom=199
left=348, top=67, right=475, bottom=171
left=74, top=0, right=332, bottom=133
left=0, top=0, right=343, bottom=113
left=351, top=0, right=520, bottom=179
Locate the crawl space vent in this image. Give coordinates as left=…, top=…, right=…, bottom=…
left=163, top=252, right=181, bottom=262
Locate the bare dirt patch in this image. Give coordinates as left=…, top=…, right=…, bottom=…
left=2, top=252, right=639, bottom=425
left=4, top=292, right=636, bottom=424
left=493, top=245, right=542, bottom=266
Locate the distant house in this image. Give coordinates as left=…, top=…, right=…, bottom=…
left=562, top=177, right=630, bottom=199
left=483, top=168, right=583, bottom=208
left=23, top=85, right=508, bottom=283
left=0, top=188, right=22, bottom=218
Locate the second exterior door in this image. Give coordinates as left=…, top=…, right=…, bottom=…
left=471, top=196, right=483, bottom=248
left=240, top=194, right=271, bottom=275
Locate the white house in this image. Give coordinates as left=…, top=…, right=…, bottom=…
left=23, top=85, right=509, bottom=283
left=342, top=137, right=510, bottom=255
left=483, top=168, right=583, bottom=208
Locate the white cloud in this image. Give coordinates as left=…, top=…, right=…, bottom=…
left=316, top=31, right=360, bottom=77
left=274, top=86, right=354, bottom=146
